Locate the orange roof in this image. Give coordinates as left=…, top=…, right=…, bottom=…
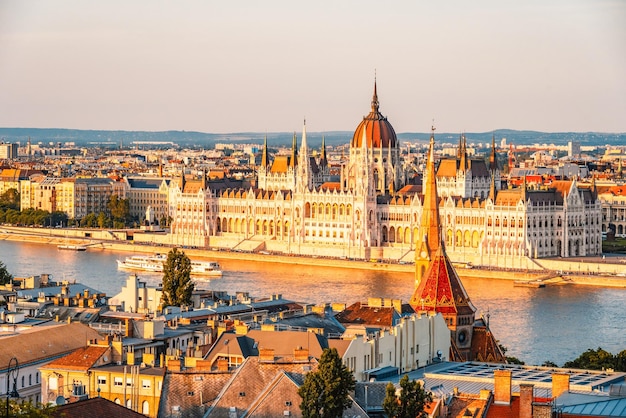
left=320, top=182, right=341, bottom=191
left=270, top=156, right=291, bottom=173
left=410, top=245, right=476, bottom=316
left=436, top=159, right=458, bottom=177
left=44, top=345, right=109, bottom=372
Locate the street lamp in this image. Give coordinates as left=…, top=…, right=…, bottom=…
left=6, top=357, right=19, bottom=418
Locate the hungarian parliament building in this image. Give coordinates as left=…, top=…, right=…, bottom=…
left=167, top=83, right=602, bottom=267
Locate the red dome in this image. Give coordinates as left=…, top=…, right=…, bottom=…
left=351, top=82, right=397, bottom=149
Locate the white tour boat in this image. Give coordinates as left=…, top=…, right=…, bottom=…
left=116, top=254, right=222, bottom=276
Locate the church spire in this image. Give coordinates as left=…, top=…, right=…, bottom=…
left=415, top=126, right=441, bottom=283
left=261, top=135, right=270, bottom=168
left=489, top=134, right=498, bottom=171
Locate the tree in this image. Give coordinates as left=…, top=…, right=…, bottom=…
left=161, top=248, right=194, bottom=308
left=383, top=375, right=432, bottom=418
left=298, top=347, right=355, bottom=418
left=0, top=188, right=20, bottom=210
left=563, top=347, right=618, bottom=371
left=0, top=260, right=13, bottom=286
left=383, top=382, right=400, bottom=418
left=9, top=400, right=56, bottom=417
left=108, top=194, right=131, bottom=226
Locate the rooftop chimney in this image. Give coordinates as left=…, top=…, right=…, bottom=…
left=493, top=369, right=512, bottom=405
left=552, top=373, right=570, bottom=398
left=519, top=383, right=534, bottom=418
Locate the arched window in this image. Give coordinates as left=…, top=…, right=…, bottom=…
left=142, top=401, right=150, bottom=415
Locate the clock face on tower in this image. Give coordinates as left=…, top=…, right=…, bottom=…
left=420, top=250, right=427, bottom=258
left=458, top=330, right=467, bottom=344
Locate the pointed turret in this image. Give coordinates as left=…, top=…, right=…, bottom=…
left=289, top=132, right=298, bottom=168
left=320, top=135, right=328, bottom=168
left=521, top=175, right=527, bottom=202
left=414, top=127, right=441, bottom=283
left=260, top=135, right=270, bottom=168
left=201, top=168, right=207, bottom=190
left=296, top=119, right=312, bottom=191
left=459, top=134, right=468, bottom=172
left=489, top=134, right=498, bottom=171
left=618, top=158, right=623, bottom=179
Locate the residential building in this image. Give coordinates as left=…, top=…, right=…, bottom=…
left=0, top=322, right=101, bottom=405
left=122, top=176, right=171, bottom=226
left=39, top=337, right=165, bottom=418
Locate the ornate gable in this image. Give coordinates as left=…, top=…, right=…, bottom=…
left=410, top=245, right=476, bottom=317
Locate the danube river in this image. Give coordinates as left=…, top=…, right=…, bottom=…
left=1, top=240, right=624, bottom=366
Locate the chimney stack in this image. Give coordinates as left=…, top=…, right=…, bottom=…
left=552, top=373, right=570, bottom=398
left=493, top=369, right=512, bottom=405
left=519, top=383, right=534, bottom=418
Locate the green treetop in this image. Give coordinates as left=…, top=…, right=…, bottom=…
left=161, top=248, right=194, bottom=308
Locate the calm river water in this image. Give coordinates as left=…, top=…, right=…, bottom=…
left=1, top=240, right=624, bottom=366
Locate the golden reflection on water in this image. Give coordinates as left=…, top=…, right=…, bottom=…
left=1, top=240, right=625, bottom=366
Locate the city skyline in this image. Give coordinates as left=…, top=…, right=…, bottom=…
left=1, top=1, right=625, bottom=134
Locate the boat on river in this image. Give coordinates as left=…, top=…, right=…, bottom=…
left=57, top=244, right=88, bottom=251
left=116, top=254, right=222, bottom=276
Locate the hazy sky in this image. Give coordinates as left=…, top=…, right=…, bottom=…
left=0, top=1, right=624, bottom=134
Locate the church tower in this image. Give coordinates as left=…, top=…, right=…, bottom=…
left=410, top=129, right=478, bottom=361
left=414, top=127, right=441, bottom=284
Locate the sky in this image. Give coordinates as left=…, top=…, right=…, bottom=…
left=0, top=1, right=624, bottom=134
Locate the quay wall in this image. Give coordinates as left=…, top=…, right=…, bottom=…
left=1, top=226, right=625, bottom=288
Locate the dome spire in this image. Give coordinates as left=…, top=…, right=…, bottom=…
left=371, top=71, right=379, bottom=113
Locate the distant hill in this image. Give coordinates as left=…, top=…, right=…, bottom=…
left=0, top=127, right=623, bottom=149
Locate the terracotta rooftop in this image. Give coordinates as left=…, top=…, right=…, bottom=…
left=0, top=322, right=101, bottom=372
left=334, top=301, right=400, bottom=328
left=44, top=345, right=110, bottom=372
left=52, top=397, right=147, bottom=418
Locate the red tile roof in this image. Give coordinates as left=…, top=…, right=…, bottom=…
left=44, top=345, right=110, bottom=372
left=52, top=397, right=147, bottom=417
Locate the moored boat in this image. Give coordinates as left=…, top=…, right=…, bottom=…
left=58, top=244, right=88, bottom=251
left=116, top=254, right=222, bottom=276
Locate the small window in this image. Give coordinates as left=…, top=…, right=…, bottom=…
left=114, top=377, right=123, bottom=387
left=97, top=376, right=107, bottom=385
left=142, top=380, right=151, bottom=389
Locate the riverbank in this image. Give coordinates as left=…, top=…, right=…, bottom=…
left=2, top=226, right=625, bottom=288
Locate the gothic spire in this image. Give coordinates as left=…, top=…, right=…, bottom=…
left=261, top=135, right=270, bottom=168
left=459, top=134, right=468, bottom=172
left=489, top=134, right=498, bottom=171
left=320, top=135, right=328, bottom=167
left=416, top=126, right=441, bottom=270
left=290, top=132, right=298, bottom=168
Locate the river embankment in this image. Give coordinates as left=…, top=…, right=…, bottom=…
left=1, top=226, right=625, bottom=288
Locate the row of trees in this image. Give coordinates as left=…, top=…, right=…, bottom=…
left=0, top=188, right=137, bottom=228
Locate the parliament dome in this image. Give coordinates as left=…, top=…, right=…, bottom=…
left=351, top=82, right=398, bottom=149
